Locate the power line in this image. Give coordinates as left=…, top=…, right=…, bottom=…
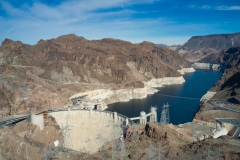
left=156, top=93, right=199, bottom=100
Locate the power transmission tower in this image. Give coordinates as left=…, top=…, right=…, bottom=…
left=80, top=147, right=86, bottom=153
left=130, top=124, right=137, bottom=142
left=216, top=147, right=223, bottom=160
left=42, top=146, right=53, bottom=160
left=157, top=144, right=164, bottom=160
left=85, top=138, right=93, bottom=154
left=120, top=125, right=126, bottom=160
left=148, top=143, right=164, bottom=160
left=25, top=144, right=30, bottom=160
left=160, top=103, right=170, bottom=125
left=111, top=121, right=118, bottom=159
left=109, top=119, right=128, bottom=159
left=62, top=121, right=72, bottom=150
left=27, top=103, right=32, bottom=122
left=57, top=120, right=72, bottom=156
left=205, top=145, right=223, bottom=160
left=148, top=143, right=154, bottom=160
left=0, top=149, right=2, bottom=160
left=96, top=133, right=107, bottom=147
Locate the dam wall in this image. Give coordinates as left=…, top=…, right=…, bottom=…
left=49, top=110, right=128, bottom=154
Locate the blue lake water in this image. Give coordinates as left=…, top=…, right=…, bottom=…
left=105, top=70, right=223, bottom=125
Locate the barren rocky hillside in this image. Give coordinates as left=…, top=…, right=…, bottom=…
left=199, top=46, right=240, bottom=68
left=2, top=120, right=239, bottom=160
left=177, top=32, right=240, bottom=62
left=0, top=34, right=191, bottom=115
left=199, top=46, right=240, bottom=102
left=193, top=46, right=240, bottom=125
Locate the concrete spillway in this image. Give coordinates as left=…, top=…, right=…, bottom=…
left=213, top=127, right=228, bottom=138
left=49, top=110, right=127, bottom=154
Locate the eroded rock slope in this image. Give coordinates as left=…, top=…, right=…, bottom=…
left=0, top=34, right=191, bottom=114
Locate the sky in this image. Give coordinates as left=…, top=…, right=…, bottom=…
left=0, top=0, right=240, bottom=45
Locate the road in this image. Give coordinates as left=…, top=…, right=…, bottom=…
left=206, top=100, right=240, bottom=114
left=0, top=115, right=29, bottom=127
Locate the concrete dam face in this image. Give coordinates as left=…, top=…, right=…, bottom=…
left=49, top=110, right=126, bottom=153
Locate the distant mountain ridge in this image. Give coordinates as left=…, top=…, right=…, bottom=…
left=182, top=32, right=240, bottom=50
left=154, top=44, right=168, bottom=47
left=177, top=32, right=240, bottom=62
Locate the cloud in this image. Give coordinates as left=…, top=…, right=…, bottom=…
left=216, top=5, right=240, bottom=10
left=0, top=0, right=231, bottom=46
left=190, top=4, right=240, bottom=11
left=201, top=5, right=211, bottom=9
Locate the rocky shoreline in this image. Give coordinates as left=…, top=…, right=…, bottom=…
left=192, top=62, right=225, bottom=70
left=177, top=67, right=195, bottom=75
left=104, top=75, right=189, bottom=108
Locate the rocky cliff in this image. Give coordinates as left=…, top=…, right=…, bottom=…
left=211, top=66, right=240, bottom=103
left=177, top=32, right=240, bottom=62
left=196, top=46, right=240, bottom=103
left=199, top=46, right=240, bottom=68
left=0, top=34, right=191, bottom=115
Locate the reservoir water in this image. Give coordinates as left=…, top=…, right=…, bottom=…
left=105, top=70, right=223, bottom=125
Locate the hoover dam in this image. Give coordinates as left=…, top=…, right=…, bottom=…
left=49, top=109, right=127, bottom=153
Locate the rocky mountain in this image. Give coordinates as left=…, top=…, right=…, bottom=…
left=0, top=34, right=191, bottom=115
left=199, top=46, right=240, bottom=68
left=177, top=32, right=240, bottom=62
left=211, top=65, right=240, bottom=103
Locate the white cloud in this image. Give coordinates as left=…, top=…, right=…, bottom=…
left=201, top=5, right=211, bottom=9
left=216, top=5, right=240, bottom=10
left=0, top=0, right=219, bottom=46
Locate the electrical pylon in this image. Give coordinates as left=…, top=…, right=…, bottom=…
left=160, top=103, right=170, bottom=125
